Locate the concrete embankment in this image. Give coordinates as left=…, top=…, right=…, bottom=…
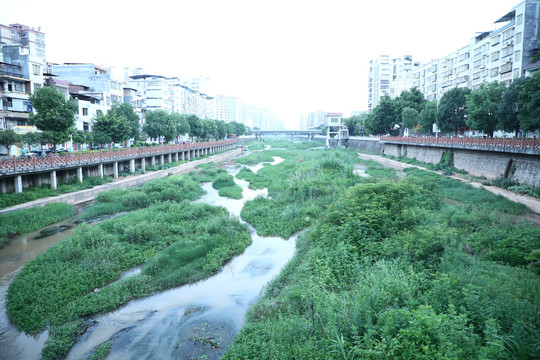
left=0, top=148, right=244, bottom=215
left=358, top=153, right=540, bottom=215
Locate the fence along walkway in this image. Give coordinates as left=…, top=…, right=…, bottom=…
left=380, top=136, right=540, bottom=151
left=0, top=139, right=237, bottom=177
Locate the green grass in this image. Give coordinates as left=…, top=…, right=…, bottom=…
left=0, top=203, right=76, bottom=247
left=218, top=184, right=243, bottom=199
left=8, top=200, right=251, bottom=359
left=78, top=175, right=204, bottom=221
left=212, top=173, right=235, bottom=189
left=224, top=144, right=540, bottom=360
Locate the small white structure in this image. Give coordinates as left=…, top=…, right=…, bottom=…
left=325, top=112, right=349, bottom=147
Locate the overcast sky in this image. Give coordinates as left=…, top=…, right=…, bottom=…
left=2, top=0, right=517, bottom=128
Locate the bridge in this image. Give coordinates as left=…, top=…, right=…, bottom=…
left=252, top=130, right=322, bottom=140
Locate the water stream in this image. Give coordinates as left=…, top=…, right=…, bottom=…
left=0, top=155, right=294, bottom=360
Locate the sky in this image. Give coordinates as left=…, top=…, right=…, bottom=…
left=1, top=0, right=518, bottom=128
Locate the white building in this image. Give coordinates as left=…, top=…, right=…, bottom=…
left=368, top=55, right=421, bottom=111
left=300, top=110, right=326, bottom=130
left=213, top=95, right=244, bottom=124
left=412, top=0, right=540, bottom=102
left=126, top=74, right=174, bottom=113
left=0, top=23, right=46, bottom=66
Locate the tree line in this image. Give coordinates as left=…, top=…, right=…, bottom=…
left=353, top=70, right=540, bottom=137
left=0, top=86, right=248, bottom=155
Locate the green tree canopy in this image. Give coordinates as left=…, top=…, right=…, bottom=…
left=0, top=130, right=18, bottom=155
left=496, top=78, right=526, bottom=136
left=437, top=87, right=470, bottom=135
left=395, top=87, right=426, bottom=129
left=170, top=113, right=190, bottom=139
left=143, top=110, right=177, bottom=143
left=215, top=120, right=227, bottom=139
left=418, top=101, right=437, bottom=134
left=92, top=112, right=131, bottom=146
left=365, top=95, right=396, bottom=135
left=108, top=103, right=141, bottom=141
left=201, top=118, right=218, bottom=140
left=518, top=71, right=540, bottom=134
left=401, top=107, right=419, bottom=131
left=187, top=115, right=203, bottom=140
left=466, top=81, right=506, bottom=137
left=29, top=86, right=77, bottom=148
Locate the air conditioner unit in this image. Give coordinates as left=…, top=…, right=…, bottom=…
left=506, top=40, right=513, bottom=46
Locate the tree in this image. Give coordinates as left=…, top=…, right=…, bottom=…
left=71, top=130, right=93, bottom=150
left=201, top=118, right=218, bottom=140
left=365, top=95, right=396, bottom=135
left=92, top=112, right=131, bottom=147
left=143, top=110, right=177, bottom=144
left=496, top=78, right=526, bottom=136
left=170, top=113, right=190, bottom=141
left=20, top=132, right=41, bottom=153
left=437, top=87, right=470, bottom=135
left=466, top=81, right=506, bottom=137
left=187, top=115, right=203, bottom=140
left=0, top=130, right=18, bottom=155
left=395, top=88, right=426, bottom=130
left=418, top=101, right=437, bottom=134
left=401, top=107, right=419, bottom=133
left=29, top=86, right=77, bottom=149
left=518, top=71, right=540, bottom=134
left=108, top=103, right=141, bottom=141
left=215, top=120, right=227, bottom=140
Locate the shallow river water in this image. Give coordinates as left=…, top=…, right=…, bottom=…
left=0, top=156, right=294, bottom=360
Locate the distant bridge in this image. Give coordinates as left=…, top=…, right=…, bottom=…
left=252, top=130, right=322, bottom=140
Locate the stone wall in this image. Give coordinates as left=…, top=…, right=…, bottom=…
left=403, top=146, right=445, bottom=164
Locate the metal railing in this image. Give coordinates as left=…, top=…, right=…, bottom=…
left=380, top=136, right=540, bottom=151
left=0, top=139, right=237, bottom=176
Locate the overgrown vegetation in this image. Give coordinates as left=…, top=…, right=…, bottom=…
left=7, top=171, right=251, bottom=359
left=224, top=143, right=539, bottom=359
left=0, top=176, right=113, bottom=210
left=488, top=177, right=540, bottom=198
left=0, top=203, right=76, bottom=247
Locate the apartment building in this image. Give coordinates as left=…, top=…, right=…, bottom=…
left=412, top=0, right=540, bottom=102
left=52, top=63, right=124, bottom=109
left=300, top=110, right=326, bottom=130
left=125, top=74, right=174, bottom=113
left=213, top=95, right=244, bottom=124
left=0, top=23, right=45, bottom=65
left=368, top=55, right=420, bottom=111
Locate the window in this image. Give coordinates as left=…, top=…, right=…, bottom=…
left=14, top=82, right=24, bottom=92
left=514, top=68, right=520, bottom=78
left=474, top=59, right=483, bottom=68
left=491, top=51, right=500, bottom=61
left=82, top=108, right=88, bottom=116
left=503, top=28, right=515, bottom=41
left=515, top=50, right=521, bottom=61
left=516, top=32, right=522, bottom=43
left=517, top=14, right=523, bottom=25
left=491, top=35, right=501, bottom=46
left=32, top=64, right=40, bottom=75
left=8, top=83, right=12, bottom=91
left=491, top=67, right=499, bottom=77
left=474, top=47, right=483, bottom=58
left=106, top=97, right=111, bottom=106
left=5, top=97, right=13, bottom=107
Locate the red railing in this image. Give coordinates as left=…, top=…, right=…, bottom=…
left=380, top=136, right=540, bottom=151
left=0, top=139, right=237, bottom=176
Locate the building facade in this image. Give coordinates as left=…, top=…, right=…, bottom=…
left=300, top=110, right=326, bottom=130
left=412, top=0, right=540, bottom=102
left=0, top=23, right=45, bottom=65
left=368, top=55, right=420, bottom=111
left=213, top=95, right=244, bottom=124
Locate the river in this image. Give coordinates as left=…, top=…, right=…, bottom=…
left=0, top=155, right=294, bottom=360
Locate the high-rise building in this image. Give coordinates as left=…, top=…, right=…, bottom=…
left=126, top=74, right=174, bottom=113
left=411, top=0, right=540, bottom=102
left=300, top=110, right=326, bottom=130
left=368, top=55, right=420, bottom=111
left=213, top=95, right=244, bottom=124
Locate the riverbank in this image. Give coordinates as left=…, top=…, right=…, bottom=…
left=0, top=147, right=243, bottom=215
left=357, top=152, right=540, bottom=215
